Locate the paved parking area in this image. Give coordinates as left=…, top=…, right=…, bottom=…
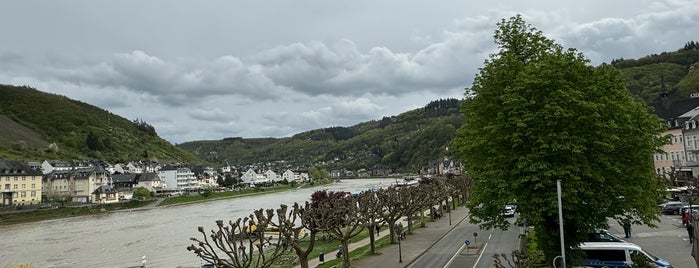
left=607, top=213, right=696, bottom=267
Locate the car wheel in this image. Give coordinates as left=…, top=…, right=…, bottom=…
left=674, top=210, right=679, bottom=215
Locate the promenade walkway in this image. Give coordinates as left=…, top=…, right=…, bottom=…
left=298, top=208, right=470, bottom=268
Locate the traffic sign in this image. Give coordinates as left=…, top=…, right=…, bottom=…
left=465, top=240, right=470, bottom=245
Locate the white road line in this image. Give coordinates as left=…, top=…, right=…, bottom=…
left=472, top=242, right=488, bottom=268
left=445, top=244, right=466, bottom=267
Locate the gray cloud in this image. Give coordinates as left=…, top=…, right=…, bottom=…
left=0, top=1, right=696, bottom=143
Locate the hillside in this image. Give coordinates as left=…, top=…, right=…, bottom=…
left=0, top=85, right=201, bottom=163
left=614, top=42, right=699, bottom=101
left=178, top=99, right=462, bottom=173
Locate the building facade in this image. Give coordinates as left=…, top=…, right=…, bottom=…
left=1, top=159, right=43, bottom=207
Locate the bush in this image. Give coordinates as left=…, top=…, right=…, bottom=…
left=133, top=187, right=152, bottom=199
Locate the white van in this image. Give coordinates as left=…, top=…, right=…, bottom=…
left=578, top=242, right=672, bottom=267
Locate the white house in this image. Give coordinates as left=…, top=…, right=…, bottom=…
left=264, top=169, right=279, bottom=182
left=240, top=169, right=257, bottom=184
left=282, top=169, right=295, bottom=182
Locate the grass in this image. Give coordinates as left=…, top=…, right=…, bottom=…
left=159, top=180, right=332, bottom=207
left=264, top=217, right=428, bottom=268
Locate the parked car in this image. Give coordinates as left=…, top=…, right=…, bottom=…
left=578, top=242, right=672, bottom=267
left=586, top=229, right=625, bottom=242
left=502, top=205, right=515, bottom=217
left=660, top=201, right=684, bottom=215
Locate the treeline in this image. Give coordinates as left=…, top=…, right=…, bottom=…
left=611, top=43, right=699, bottom=69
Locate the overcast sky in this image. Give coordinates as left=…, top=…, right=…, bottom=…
left=1, top=1, right=697, bottom=144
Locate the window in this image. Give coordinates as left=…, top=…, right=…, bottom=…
left=4, top=184, right=9, bottom=191
left=20, top=192, right=26, bottom=198
left=21, top=184, right=26, bottom=189
left=22, top=176, right=25, bottom=181
left=31, top=191, right=36, bottom=197
left=14, top=176, right=18, bottom=181
left=583, top=249, right=626, bottom=261
left=31, top=183, right=35, bottom=189
left=13, top=184, right=18, bottom=189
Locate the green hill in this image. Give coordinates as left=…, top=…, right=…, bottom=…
left=0, top=84, right=201, bottom=163
left=613, top=42, right=699, bottom=101
left=178, top=99, right=462, bottom=173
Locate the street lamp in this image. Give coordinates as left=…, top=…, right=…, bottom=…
left=448, top=200, right=452, bottom=225
left=394, top=225, right=403, bottom=263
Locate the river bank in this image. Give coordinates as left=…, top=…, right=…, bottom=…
left=0, top=179, right=334, bottom=226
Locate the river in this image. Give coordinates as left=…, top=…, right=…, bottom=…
left=0, top=178, right=395, bottom=268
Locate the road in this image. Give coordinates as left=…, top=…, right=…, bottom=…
left=408, top=216, right=522, bottom=268
left=425, top=213, right=695, bottom=268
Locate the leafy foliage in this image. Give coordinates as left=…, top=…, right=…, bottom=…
left=133, top=187, right=152, bottom=198
left=0, top=84, right=200, bottom=163
left=451, top=15, right=666, bottom=263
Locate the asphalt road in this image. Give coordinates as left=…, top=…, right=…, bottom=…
left=608, top=213, right=696, bottom=267
left=407, top=216, right=522, bottom=268
left=412, top=213, right=696, bottom=268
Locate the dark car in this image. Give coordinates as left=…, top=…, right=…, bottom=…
left=661, top=202, right=684, bottom=215
left=587, top=230, right=625, bottom=242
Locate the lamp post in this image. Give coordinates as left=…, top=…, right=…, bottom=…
left=448, top=200, right=452, bottom=225
left=394, top=225, right=403, bottom=263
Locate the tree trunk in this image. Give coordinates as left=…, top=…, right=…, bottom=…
left=368, top=225, right=376, bottom=254
left=341, top=239, right=351, bottom=268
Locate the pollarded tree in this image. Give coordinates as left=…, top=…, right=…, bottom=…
left=187, top=208, right=290, bottom=268
left=376, top=187, right=406, bottom=244
left=283, top=202, right=319, bottom=268
left=450, top=15, right=667, bottom=263
left=316, top=192, right=368, bottom=268
left=354, top=189, right=384, bottom=254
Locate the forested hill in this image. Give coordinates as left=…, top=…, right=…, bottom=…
left=613, top=41, right=699, bottom=102
left=178, top=98, right=463, bottom=173
left=0, top=84, right=201, bottom=163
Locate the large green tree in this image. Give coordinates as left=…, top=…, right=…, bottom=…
left=451, top=15, right=667, bottom=263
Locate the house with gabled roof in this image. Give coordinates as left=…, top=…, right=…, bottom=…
left=40, top=160, right=71, bottom=175
left=282, top=169, right=295, bottom=182
left=240, top=169, right=258, bottom=184
left=93, top=185, right=119, bottom=204
left=264, top=169, right=279, bottom=183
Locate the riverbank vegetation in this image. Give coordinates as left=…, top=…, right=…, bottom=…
left=0, top=199, right=155, bottom=226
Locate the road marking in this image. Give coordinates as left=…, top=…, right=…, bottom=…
left=472, top=242, right=488, bottom=268
left=445, top=244, right=466, bottom=267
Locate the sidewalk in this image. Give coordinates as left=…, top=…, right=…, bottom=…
left=299, top=208, right=469, bottom=268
